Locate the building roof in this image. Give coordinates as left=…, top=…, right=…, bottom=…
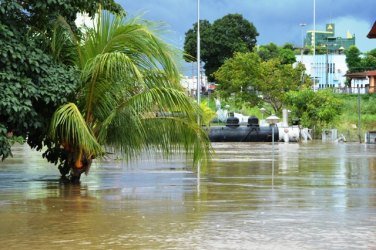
left=345, top=70, right=376, bottom=79
left=367, top=21, right=376, bottom=38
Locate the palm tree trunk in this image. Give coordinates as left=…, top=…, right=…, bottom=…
left=70, top=167, right=85, bottom=184
left=67, top=151, right=92, bottom=184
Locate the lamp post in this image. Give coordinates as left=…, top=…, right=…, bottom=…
left=196, top=0, right=201, bottom=108
left=266, top=114, right=280, bottom=186
left=260, top=107, right=266, bottom=120
left=299, top=23, right=306, bottom=62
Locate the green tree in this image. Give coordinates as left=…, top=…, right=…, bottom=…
left=345, top=45, right=362, bottom=73
left=183, top=14, right=259, bottom=81
left=183, top=20, right=212, bottom=62
left=0, top=0, right=124, bottom=161
left=258, top=59, right=305, bottom=112
left=285, top=88, right=343, bottom=130
left=49, top=12, right=210, bottom=182
left=257, top=42, right=296, bottom=64
left=278, top=48, right=297, bottom=64
left=361, top=48, right=376, bottom=71
left=257, top=43, right=279, bottom=61
left=214, top=52, right=310, bottom=113
left=213, top=52, right=262, bottom=108
left=9, top=0, right=123, bottom=33
left=0, top=1, right=82, bottom=160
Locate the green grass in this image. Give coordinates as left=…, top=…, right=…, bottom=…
left=335, top=94, right=376, bottom=141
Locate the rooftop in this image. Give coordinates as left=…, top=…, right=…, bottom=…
left=367, top=21, right=376, bottom=39
left=345, top=70, right=376, bottom=79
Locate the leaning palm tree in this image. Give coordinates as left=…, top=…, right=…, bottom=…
left=50, top=11, right=210, bottom=183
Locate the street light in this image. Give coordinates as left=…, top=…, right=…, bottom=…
left=299, top=23, right=307, bottom=62
left=260, top=107, right=266, bottom=120
left=266, top=114, right=280, bottom=186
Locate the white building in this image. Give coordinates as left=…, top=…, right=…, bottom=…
left=295, top=54, right=348, bottom=89
left=180, top=75, right=208, bottom=96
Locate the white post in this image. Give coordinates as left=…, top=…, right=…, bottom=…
left=313, top=0, right=316, bottom=91
left=272, top=126, right=274, bottom=186
left=282, top=109, right=288, bottom=127
left=196, top=0, right=201, bottom=183
left=266, top=114, right=280, bottom=188
left=197, top=0, right=201, bottom=108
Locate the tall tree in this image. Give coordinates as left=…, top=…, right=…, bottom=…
left=183, top=14, right=259, bottom=81
left=183, top=20, right=212, bottom=62
left=49, top=12, right=210, bottom=182
left=345, top=45, right=362, bottom=73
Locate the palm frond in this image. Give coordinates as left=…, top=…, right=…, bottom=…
left=50, top=103, right=104, bottom=157
left=49, top=10, right=211, bottom=169
left=50, top=15, right=81, bottom=65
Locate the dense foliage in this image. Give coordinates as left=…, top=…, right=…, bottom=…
left=345, top=45, right=376, bottom=73
left=0, top=1, right=83, bottom=160
left=285, top=88, right=343, bottom=130
left=214, top=52, right=310, bottom=113
left=257, top=43, right=297, bottom=64
left=0, top=0, right=123, bottom=162
left=184, top=14, right=259, bottom=81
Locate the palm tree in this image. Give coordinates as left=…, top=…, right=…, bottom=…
left=49, top=11, right=210, bottom=183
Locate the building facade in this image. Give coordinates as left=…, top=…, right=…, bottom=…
left=305, top=23, right=355, bottom=52
left=296, top=54, right=348, bottom=89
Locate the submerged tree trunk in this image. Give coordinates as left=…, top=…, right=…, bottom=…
left=69, top=166, right=85, bottom=184
left=60, top=148, right=92, bottom=184
left=69, top=157, right=92, bottom=184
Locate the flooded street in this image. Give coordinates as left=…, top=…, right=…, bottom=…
left=1, top=142, right=376, bottom=249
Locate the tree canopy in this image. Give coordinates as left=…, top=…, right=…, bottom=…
left=214, top=52, right=310, bottom=113
left=256, top=43, right=297, bottom=65
left=285, top=88, right=343, bottom=130
left=345, top=45, right=362, bottom=73
left=345, top=45, right=376, bottom=73
left=0, top=0, right=86, bottom=160
left=183, top=14, right=259, bottom=81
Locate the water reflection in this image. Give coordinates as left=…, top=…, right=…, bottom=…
left=0, top=143, right=376, bottom=249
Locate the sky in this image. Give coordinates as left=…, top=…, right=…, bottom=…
left=117, top=0, right=376, bottom=53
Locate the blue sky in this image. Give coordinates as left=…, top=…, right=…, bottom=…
left=117, top=0, right=376, bottom=53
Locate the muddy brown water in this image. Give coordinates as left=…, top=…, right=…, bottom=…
left=0, top=142, right=376, bottom=249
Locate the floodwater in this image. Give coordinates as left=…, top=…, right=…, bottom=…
left=1, top=142, right=376, bottom=250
